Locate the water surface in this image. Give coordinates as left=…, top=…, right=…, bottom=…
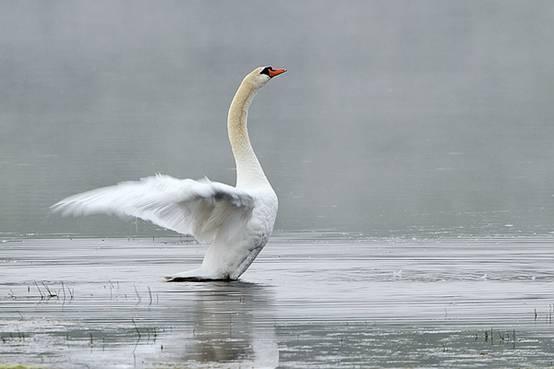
left=1, top=1, right=554, bottom=237
left=1, top=233, right=553, bottom=368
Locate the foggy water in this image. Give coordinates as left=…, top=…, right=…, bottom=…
left=1, top=233, right=553, bottom=368
left=1, top=1, right=554, bottom=237
left=1, top=2, right=554, bottom=368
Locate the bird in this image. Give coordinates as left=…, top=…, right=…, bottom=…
left=51, top=66, right=286, bottom=282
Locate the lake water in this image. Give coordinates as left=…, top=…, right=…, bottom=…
left=1, top=233, right=553, bottom=368
left=2, top=1, right=554, bottom=238
left=1, top=2, right=554, bottom=368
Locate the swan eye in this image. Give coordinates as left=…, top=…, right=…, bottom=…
left=260, top=66, right=272, bottom=76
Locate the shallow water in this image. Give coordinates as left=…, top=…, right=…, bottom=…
left=1, top=233, right=553, bottom=368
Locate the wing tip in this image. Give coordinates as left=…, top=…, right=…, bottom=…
left=49, top=201, right=78, bottom=217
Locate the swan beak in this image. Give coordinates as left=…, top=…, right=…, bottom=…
left=268, top=68, right=287, bottom=78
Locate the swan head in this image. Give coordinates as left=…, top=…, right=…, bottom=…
left=243, top=66, right=287, bottom=89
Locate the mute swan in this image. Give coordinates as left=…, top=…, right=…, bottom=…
left=52, top=66, right=286, bottom=281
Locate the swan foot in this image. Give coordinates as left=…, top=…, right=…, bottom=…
left=163, top=269, right=233, bottom=282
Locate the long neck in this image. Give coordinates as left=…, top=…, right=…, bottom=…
left=227, top=80, right=270, bottom=188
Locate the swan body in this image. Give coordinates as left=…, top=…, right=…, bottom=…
left=52, top=66, right=286, bottom=281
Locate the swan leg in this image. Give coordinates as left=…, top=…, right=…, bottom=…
left=163, top=268, right=231, bottom=282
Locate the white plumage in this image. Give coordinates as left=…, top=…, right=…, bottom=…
left=52, top=175, right=254, bottom=242
left=52, top=66, right=286, bottom=281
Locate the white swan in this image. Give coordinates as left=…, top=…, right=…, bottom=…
left=52, top=66, right=286, bottom=282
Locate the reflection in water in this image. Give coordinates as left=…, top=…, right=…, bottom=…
left=163, top=282, right=279, bottom=368
left=0, top=238, right=281, bottom=368
left=61, top=281, right=280, bottom=368
left=1, top=237, right=554, bottom=368
left=191, top=282, right=279, bottom=367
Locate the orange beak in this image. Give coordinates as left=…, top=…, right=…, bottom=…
left=268, top=67, right=287, bottom=78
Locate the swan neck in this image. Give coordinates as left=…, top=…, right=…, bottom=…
left=227, top=80, right=269, bottom=188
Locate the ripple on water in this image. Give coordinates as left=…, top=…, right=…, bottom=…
left=0, top=235, right=553, bottom=368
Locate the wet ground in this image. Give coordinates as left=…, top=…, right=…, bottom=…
left=0, top=233, right=553, bottom=368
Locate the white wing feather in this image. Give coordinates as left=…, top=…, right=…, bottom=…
left=51, top=175, right=254, bottom=242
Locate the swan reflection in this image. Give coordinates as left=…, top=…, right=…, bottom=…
left=161, top=281, right=279, bottom=368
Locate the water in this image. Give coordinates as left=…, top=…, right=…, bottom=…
left=1, top=1, right=554, bottom=367
left=1, top=1, right=554, bottom=237
left=1, top=233, right=553, bottom=368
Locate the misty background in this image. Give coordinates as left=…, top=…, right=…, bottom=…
left=1, top=1, right=553, bottom=237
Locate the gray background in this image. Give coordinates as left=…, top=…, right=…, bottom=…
left=1, top=1, right=553, bottom=237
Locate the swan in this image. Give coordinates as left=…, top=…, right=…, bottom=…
left=51, top=66, right=286, bottom=282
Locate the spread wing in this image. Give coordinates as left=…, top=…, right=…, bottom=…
left=51, top=175, right=254, bottom=242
